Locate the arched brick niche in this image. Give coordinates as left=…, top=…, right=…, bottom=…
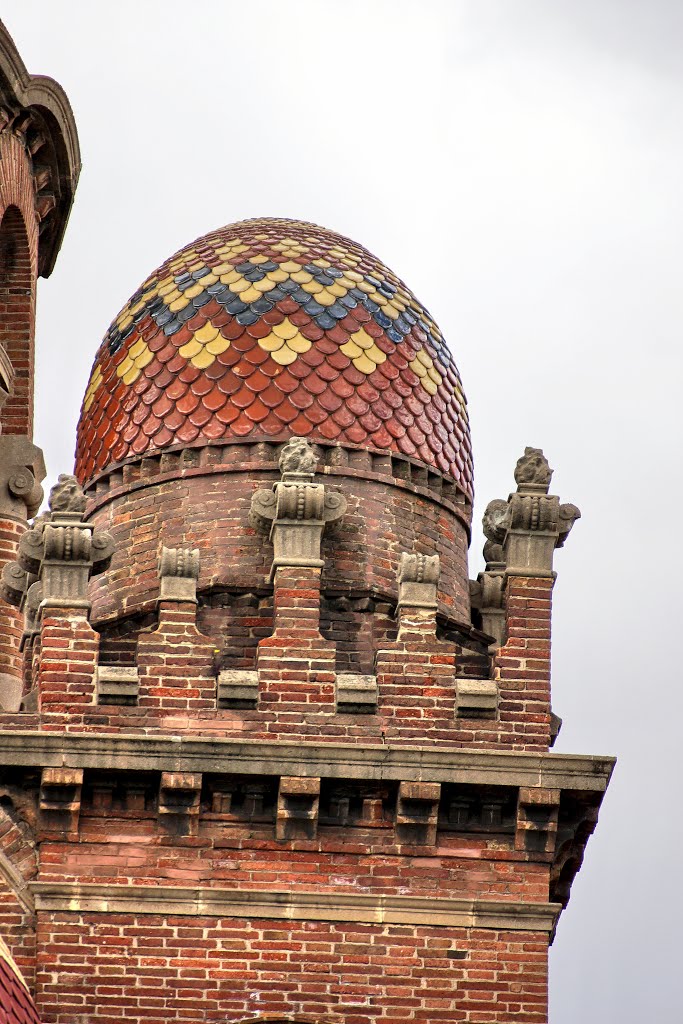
left=0, top=204, right=34, bottom=436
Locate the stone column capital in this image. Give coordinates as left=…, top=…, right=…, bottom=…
left=250, top=436, right=346, bottom=576
left=158, top=546, right=200, bottom=603
left=481, top=448, right=581, bottom=578
left=0, top=473, right=114, bottom=622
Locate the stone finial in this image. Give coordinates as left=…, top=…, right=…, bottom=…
left=397, top=552, right=440, bottom=610
left=0, top=435, right=46, bottom=522
left=514, top=447, right=553, bottom=492
left=48, top=473, right=87, bottom=515
left=158, top=546, right=200, bottom=603
left=251, top=436, right=346, bottom=576
left=278, top=436, right=317, bottom=479
left=480, top=448, right=581, bottom=578
left=0, top=472, right=114, bottom=619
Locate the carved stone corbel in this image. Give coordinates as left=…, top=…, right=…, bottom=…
left=158, top=546, right=199, bottom=602
left=397, top=552, right=440, bottom=611
left=250, top=437, right=346, bottom=576
left=0, top=435, right=45, bottom=523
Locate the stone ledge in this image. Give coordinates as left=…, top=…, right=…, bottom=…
left=0, top=731, right=615, bottom=791
left=31, top=881, right=561, bottom=932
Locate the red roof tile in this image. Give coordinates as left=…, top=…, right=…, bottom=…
left=76, top=218, right=473, bottom=498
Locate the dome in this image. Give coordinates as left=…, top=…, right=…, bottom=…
left=75, top=219, right=473, bottom=498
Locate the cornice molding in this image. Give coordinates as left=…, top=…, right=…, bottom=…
left=31, top=881, right=562, bottom=933
left=0, top=730, right=615, bottom=791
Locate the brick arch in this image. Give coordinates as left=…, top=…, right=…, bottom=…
left=0, top=788, right=38, bottom=991
left=0, top=204, right=34, bottom=436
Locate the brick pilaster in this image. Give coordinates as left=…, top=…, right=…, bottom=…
left=257, top=565, right=336, bottom=713
left=37, top=608, right=99, bottom=713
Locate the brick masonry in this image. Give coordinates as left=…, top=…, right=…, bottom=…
left=0, top=32, right=613, bottom=1021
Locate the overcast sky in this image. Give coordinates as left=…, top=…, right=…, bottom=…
left=7, top=2, right=683, bottom=1021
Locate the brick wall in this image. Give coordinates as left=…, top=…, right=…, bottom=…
left=0, top=132, right=39, bottom=439
left=35, top=912, right=549, bottom=1024
left=85, top=449, right=472, bottom=625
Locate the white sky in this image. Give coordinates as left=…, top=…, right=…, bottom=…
left=7, top=2, right=683, bottom=1020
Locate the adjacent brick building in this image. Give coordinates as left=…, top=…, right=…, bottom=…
left=0, top=21, right=613, bottom=1024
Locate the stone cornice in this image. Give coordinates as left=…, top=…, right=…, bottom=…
left=31, top=881, right=562, bottom=933
left=83, top=439, right=472, bottom=533
left=0, top=731, right=615, bottom=791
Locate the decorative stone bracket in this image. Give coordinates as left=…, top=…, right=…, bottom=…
left=515, top=787, right=560, bottom=855
left=251, top=437, right=346, bottom=576
left=336, top=673, right=378, bottom=714
left=39, top=767, right=83, bottom=837
left=397, top=552, right=440, bottom=611
left=158, top=772, right=202, bottom=837
left=0, top=435, right=45, bottom=523
left=276, top=776, right=321, bottom=841
left=217, top=669, right=258, bottom=709
left=158, top=546, right=199, bottom=603
left=395, top=781, right=441, bottom=846
left=95, top=665, right=139, bottom=706
left=456, top=678, right=498, bottom=719
left=0, top=474, right=114, bottom=625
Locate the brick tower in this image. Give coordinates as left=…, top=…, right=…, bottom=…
left=0, top=23, right=613, bottom=1024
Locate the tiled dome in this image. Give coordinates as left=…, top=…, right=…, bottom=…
left=75, top=219, right=473, bottom=497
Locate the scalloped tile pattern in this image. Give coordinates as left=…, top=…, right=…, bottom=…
left=0, top=938, right=41, bottom=1024
left=75, top=219, right=473, bottom=497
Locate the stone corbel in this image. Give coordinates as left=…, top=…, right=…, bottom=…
left=39, top=767, right=83, bottom=837
left=397, top=552, right=440, bottom=612
left=158, top=546, right=200, bottom=603
left=515, top=787, right=560, bottom=855
left=158, top=772, right=202, bottom=837
left=250, top=437, right=346, bottom=577
left=0, top=435, right=45, bottom=523
left=276, top=776, right=321, bottom=841
left=395, top=781, right=441, bottom=846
